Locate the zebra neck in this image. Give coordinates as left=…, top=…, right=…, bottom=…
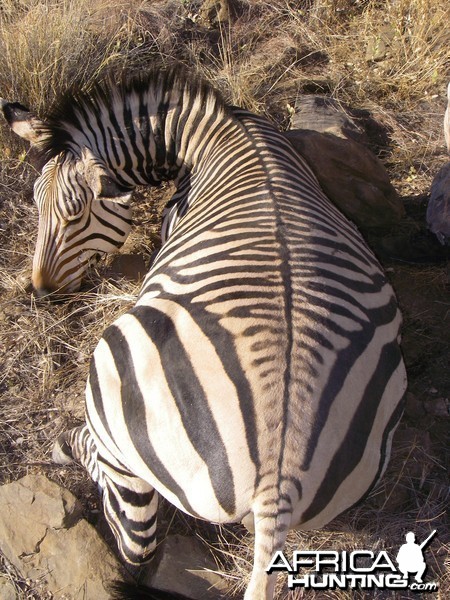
left=77, top=86, right=235, bottom=190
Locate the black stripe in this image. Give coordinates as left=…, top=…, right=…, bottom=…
left=110, top=481, right=156, bottom=507
left=185, top=302, right=261, bottom=480
left=301, top=340, right=404, bottom=522
left=302, top=296, right=399, bottom=470
left=130, top=305, right=237, bottom=516
left=106, top=486, right=157, bottom=537
left=88, top=359, right=116, bottom=445
left=101, top=323, right=199, bottom=517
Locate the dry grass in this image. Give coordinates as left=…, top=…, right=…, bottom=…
left=0, top=1, right=449, bottom=599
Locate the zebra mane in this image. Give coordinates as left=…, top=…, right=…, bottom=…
left=36, top=65, right=230, bottom=161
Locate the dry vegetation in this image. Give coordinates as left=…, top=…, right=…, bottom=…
left=0, top=1, right=449, bottom=598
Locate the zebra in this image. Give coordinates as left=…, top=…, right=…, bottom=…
left=1, top=67, right=407, bottom=599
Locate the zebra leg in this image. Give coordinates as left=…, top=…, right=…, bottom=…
left=52, top=424, right=104, bottom=487
left=52, top=431, right=76, bottom=465
left=100, top=466, right=158, bottom=565
left=52, top=425, right=96, bottom=468
left=244, top=506, right=292, bottom=600
left=52, top=425, right=158, bottom=565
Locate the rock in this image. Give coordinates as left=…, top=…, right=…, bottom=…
left=423, top=397, right=449, bottom=418
left=0, top=578, right=17, bottom=600
left=198, top=0, right=244, bottom=27
left=404, top=392, right=426, bottom=420
left=0, top=475, right=128, bottom=599
left=393, top=428, right=434, bottom=483
left=370, top=227, right=447, bottom=264
left=287, top=94, right=404, bottom=229
left=427, top=162, right=450, bottom=245
left=109, top=253, right=147, bottom=281
left=366, top=35, right=387, bottom=63
left=365, top=25, right=399, bottom=63
left=285, top=129, right=404, bottom=229
left=142, top=534, right=228, bottom=599
left=290, top=95, right=369, bottom=145
left=0, top=474, right=82, bottom=566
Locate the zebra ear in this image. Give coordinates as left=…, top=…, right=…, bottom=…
left=96, top=174, right=133, bottom=205
left=80, top=149, right=132, bottom=204
left=0, top=99, right=48, bottom=145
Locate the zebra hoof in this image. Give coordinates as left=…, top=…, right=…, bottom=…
left=52, top=433, right=74, bottom=465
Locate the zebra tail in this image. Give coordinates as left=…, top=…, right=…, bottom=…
left=108, top=581, right=195, bottom=600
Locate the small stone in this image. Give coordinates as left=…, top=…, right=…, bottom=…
left=16, top=273, right=32, bottom=290
left=393, top=428, right=435, bottom=485
left=0, top=578, right=17, bottom=600
left=366, top=25, right=398, bottom=62
left=198, top=0, right=244, bottom=27
left=378, top=483, right=410, bottom=512
left=423, top=397, right=449, bottom=418
left=404, top=392, right=426, bottom=419
left=366, top=35, right=387, bottom=62
left=427, top=162, right=450, bottom=244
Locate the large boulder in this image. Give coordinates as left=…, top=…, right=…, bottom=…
left=0, top=475, right=128, bottom=599
left=285, top=129, right=404, bottom=229
left=287, top=94, right=404, bottom=229
left=0, top=475, right=230, bottom=600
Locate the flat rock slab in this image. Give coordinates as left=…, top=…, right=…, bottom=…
left=291, top=94, right=369, bottom=145
left=0, top=475, right=127, bottom=599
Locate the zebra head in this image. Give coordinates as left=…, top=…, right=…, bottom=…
left=1, top=100, right=133, bottom=296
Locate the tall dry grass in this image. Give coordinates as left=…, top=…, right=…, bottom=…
left=1, top=0, right=147, bottom=109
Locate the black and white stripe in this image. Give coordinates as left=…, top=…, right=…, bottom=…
left=3, top=68, right=406, bottom=599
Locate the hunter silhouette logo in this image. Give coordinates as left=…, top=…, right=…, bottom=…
left=267, top=530, right=439, bottom=592
left=396, top=530, right=436, bottom=583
